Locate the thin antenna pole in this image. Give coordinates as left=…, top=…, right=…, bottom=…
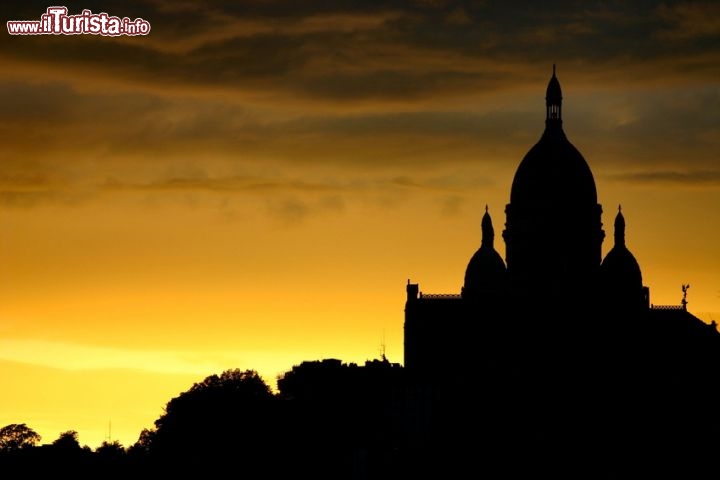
left=381, top=330, right=387, bottom=361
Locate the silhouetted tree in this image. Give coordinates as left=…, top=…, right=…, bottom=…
left=95, top=440, right=125, bottom=462
left=52, top=430, right=81, bottom=450
left=95, top=440, right=125, bottom=457
left=127, top=427, right=155, bottom=457
left=147, top=369, right=276, bottom=474
left=29, top=429, right=94, bottom=476
left=0, top=423, right=41, bottom=451
left=89, top=440, right=128, bottom=477
left=276, top=358, right=407, bottom=479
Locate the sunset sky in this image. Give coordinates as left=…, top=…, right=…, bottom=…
left=1, top=1, right=718, bottom=449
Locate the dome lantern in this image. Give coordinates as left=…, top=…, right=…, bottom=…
left=546, top=64, right=562, bottom=124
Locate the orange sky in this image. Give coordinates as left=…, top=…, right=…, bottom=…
left=1, top=1, right=719, bottom=449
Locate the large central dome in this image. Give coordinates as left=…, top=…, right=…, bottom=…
left=502, top=66, right=605, bottom=295
left=510, top=128, right=597, bottom=206
left=509, top=67, right=597, bottom=207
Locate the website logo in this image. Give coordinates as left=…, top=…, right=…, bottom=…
left=8, top=6, right=151, bottom=36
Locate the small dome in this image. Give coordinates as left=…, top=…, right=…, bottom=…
left=463, top=208, right=506, bottom=298
left=464, top=247, right=506, bottom=294
left=601, top=207, right=642, bottom=292
left=601, top=246, right=642, bottom=291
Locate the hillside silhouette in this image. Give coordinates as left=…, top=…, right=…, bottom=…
left=3, top=353, right=720, bottom=478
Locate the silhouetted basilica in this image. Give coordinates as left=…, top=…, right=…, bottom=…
left=403, top=68, right=720, bottom=477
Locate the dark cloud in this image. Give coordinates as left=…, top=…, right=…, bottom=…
left=0, top=77, right=536, bottom=169
left=656, top=2, right=720, bottom=40
left=1, top=1, right=716, bottom=104
left=266, top=196, right=311, bottom=224
left=103, top=175, right=340, bottom=194
left=607, top=170, right=720, bottom=186
left=290, top=110, right=535, bottom=137
left=0, top=184, right=95, bottom=208
left=438, top=194, right=464, bottom=216
left=292, top=70, right=495, bottom=102
left=0, top=1, right=717, bottom=208
left=0, top=169, right=94, bottom=207
left=565, top=85, right=720, bottom=170
left=104, top=171, right=493, bottom=196
left=263, top=194, right=344, bottom=225
left=389, top=172, right=493, bottom=191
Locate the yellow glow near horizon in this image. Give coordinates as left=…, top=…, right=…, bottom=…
left=2, top=182, right=718, bottom=452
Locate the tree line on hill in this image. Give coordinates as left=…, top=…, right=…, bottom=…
left=0, top=359, right=418, bottom=479
left=3, top=355, right=720, bottom=479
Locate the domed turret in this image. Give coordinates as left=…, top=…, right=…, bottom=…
left=601, top=206, right=644, bottom=309
left=463, top=206, right=506, bottom=300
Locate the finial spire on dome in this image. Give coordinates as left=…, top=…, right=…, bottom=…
left=481, top=206, right=494, bottom=248
left=553, top=63, right=556, bottom=76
